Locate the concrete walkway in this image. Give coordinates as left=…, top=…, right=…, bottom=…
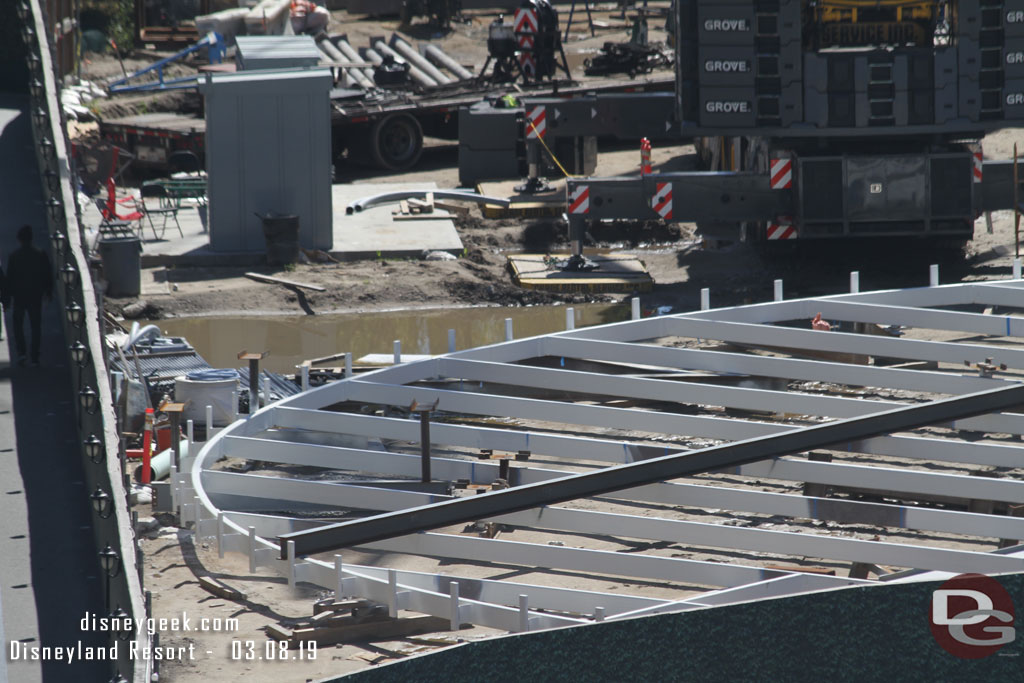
left=0, top=94, right=109, bottom=681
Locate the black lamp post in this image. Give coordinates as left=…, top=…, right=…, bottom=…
left=31, top=106, right=47, bottom=130
left=28, top=79, right=43, bottom=100
left=43, top=168, right=59, bottom=194
left=60, top=262, right=77, bottom=288
left=70, top=341, right=88, bottom=366
left=79, top=385, right=98, bottom=414
left=98, top=546, right=120, bottom=610
left=84, top=433, right=103, bottom=463
left=110, top=608, right=132, bottom=641
left=16, top=1, right=30, bottom=21
left=66, top=301, right=84, bottom=327
left=90, top=487, right=112, bottom=519
left=51, top=229, right=65, bottom=257
left=46, top=196, right=63, bottom=224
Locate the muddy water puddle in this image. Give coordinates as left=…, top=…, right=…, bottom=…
left=159, top=303, right=629, bottom=374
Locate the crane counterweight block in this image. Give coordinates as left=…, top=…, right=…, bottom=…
left=564, top=173, right=790, bottom=224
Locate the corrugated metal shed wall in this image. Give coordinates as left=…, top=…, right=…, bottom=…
left=201, top=69, right=334, bottom=252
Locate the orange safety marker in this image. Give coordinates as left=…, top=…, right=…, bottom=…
left=640, top=137, right=652, bottom=175
left=141, top=407, right=154, bottom=484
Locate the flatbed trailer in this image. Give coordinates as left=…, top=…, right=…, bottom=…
left=98, top=72, right=676, bottom=173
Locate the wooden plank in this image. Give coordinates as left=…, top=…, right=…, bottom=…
left=198, top=575, right=247, bottom=601
left=244, top=272, right=326, bottom=292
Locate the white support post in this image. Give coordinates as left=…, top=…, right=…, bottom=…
left=186, top=419, right=194, bottom=445
left=344, top=353, right=353, bottom=378
left=301, top=365, right=310, bottom=392
left=217, top=512, right=225, bottom=559
left=231, top=391, right=239, bottom=421
left=334, top=554, right=344, bottom=599
left=287, top=540, right=296, bottom=588
left=701, top=288, right=710, bottom=311
left=449, top=581, right=461, bottom=630
left=205, top=405, right=213, bottom=437
left=262, top=375, right=270, bottom=406
left=248, top=526, right=258, bottom=573
left=929, top=264, right=939, bottom=287
left=393, top=340, right=401, bottom=365
left=388, top=569, right=399, bottom=617
left=631, top=297, right=641, bottom=320
left=1015, top=259, right=1022, bottom=280
left=773, top=279, right=783, bottom=302
left=850, top=271, right=860, bottom=293
left=566, top=307, right=575, bottom=330
left=448, top=329, right=456, bottom=354
left=505, top=318, right=514, bottom=341
left=169, top=464, right=178, bottom=511
left=192, top=495, right=201, bottom=527
left=518, top=594, right=530, bottom=632
left=594, top=606, right=606, bottom=622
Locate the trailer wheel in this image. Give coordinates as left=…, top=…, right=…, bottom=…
left=370, top=113, right=424, bottom=171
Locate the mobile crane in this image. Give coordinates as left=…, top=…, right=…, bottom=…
left=494, top=1, right=1024, bottom=267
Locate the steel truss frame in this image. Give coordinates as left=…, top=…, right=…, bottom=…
left=187, top=280, right=1024, bottom=635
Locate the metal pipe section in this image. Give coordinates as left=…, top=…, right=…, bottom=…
left=334, top=37, right=377, bottom=86
left=423, top=43, right=473, bottom=80
left=346, top=190, right=510, bottom=214
left=390, top=35, right=452, bottom=85
left=278, top=384, right=1024, bottom=557
left=318, top=38, right=373, bottom=89
left=372, top=39, right=438, bottom=87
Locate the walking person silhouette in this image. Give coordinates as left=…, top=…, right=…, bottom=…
left=4, top=225, right=52, bottom=367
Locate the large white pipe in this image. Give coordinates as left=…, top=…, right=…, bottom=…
left=373, top=40, right=438, bottom=87
left=390, top=36, right=452, bottom=85
left=334, top=37, right=377, bottom=85
left=422, top=43, right=473, bottom=80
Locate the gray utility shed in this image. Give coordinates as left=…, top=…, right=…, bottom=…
left=235, top=35, right=323, bottom=71
left=201, top=69, right=334, bottom=253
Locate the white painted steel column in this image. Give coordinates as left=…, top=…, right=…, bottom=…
left=449, top=581, right=461, bottom=630
left=930, top=264, right=939, bottom=286
left=393, top=340, right=401, bottom=365
left=701, top=288, right=710, bottom=310
left=631, top=297, right=641, bottom=320
left=505, top=318, right=513, bottom=341
left=566, top=307, right=575, bottom=330
left=1015, top=259, right=1022, bottom=280
left=448, top=329, right=456, bottom=354
left=301, top=365, right=310, bottom=392
left=850, top=271, right=859, bottom=293
left=774, top=279, right=783, bottom=301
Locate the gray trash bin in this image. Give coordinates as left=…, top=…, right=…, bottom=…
left=259, top=214, right=300, bottom=265
left=99, top=236, right=142, bottom=297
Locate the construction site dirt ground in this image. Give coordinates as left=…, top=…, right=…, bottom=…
left=69, top=7, right=1024, bottom=682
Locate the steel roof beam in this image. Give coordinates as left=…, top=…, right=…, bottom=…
left=541, top=337, right=999, bottom=395
left=224, top=435, right=1024, bottom=541
left=657, top=318, right=1024, bottom=369
left=277, top=384, right=1024, bottom=557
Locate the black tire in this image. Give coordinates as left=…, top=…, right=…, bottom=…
left=370, top=113, right=424, bottom=171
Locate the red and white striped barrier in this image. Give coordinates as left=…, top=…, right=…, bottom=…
left=651, top=182, right=672, bottom=220
left=770, top=158, right=792, bottom=190
left=972, top=145, right=983, bottom=184
left=766, top=218, right=797, bottom=240
left=526, top=105, right=546, bottom=139
left=514, top=8, right=538, bottom=78
left=568, top=185, right=590, bottom=214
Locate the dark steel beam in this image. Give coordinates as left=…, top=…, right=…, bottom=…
left=278, top=384, right=1024, bottom=559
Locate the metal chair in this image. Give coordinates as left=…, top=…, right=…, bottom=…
left=137, top=183, right=184, bottom=239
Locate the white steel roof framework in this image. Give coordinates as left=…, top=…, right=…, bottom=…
left=185, top=279, right=1024, bottom=633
